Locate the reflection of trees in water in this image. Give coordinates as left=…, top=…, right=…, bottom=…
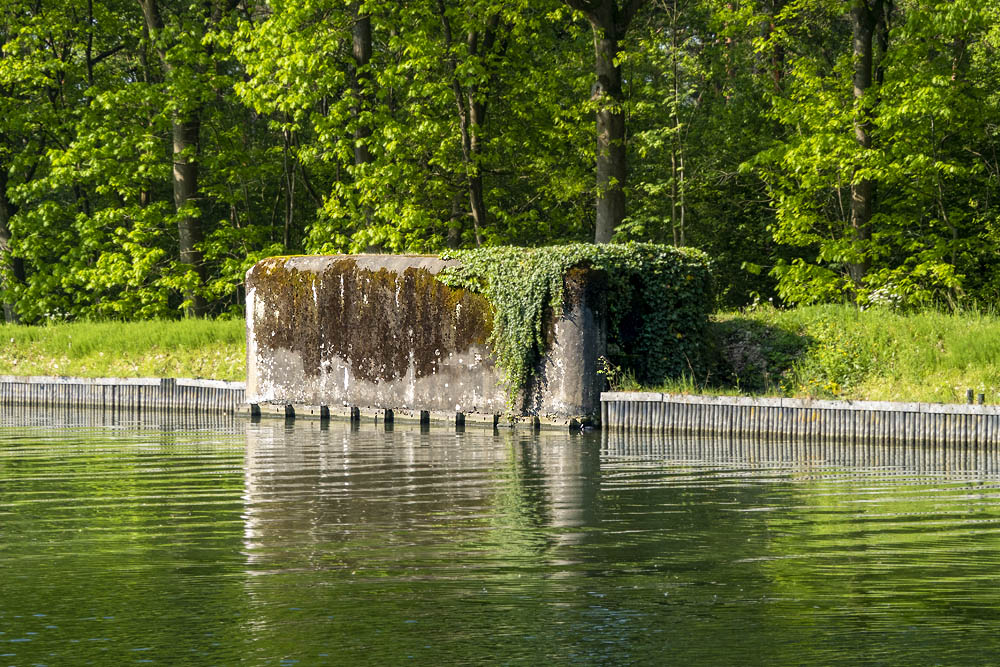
left=486, top=431, right=553, bottom=557
left=0, top=419, right=250, bottom=664
left=482, top=430, right=607, bottom=576
left=602, top=428, right=1000, bottom=665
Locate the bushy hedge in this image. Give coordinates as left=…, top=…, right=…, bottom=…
left=438, top=243, right=713, bottom=404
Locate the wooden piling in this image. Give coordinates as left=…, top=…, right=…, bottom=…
left=601, top=391, right=1000, bottom=448
left=0, top=375, right=246, bottom=418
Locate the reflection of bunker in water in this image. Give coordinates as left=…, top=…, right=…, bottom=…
left=238, top=422, right=1000, bottom=603
left=240, top=421, right=601, bottom=569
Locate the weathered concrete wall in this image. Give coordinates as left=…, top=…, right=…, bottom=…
left=522, top=267, right=606, bottom=419
left=245, top=255, right=606, bottom=422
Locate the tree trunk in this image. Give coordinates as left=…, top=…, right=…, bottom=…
left=351, top=2, right=375, bottom=247
left=848, top=0, right=884, bottom=288
left=437, top=1, right=503, bottom=247
left=351, top=3, right=372, bottom=167
left=592, top=18, right=626, bottom=244
left=765, top=0, right=787, bottom=91
left=466, top=96, right=488, bottom=247
left=0, top=168, right=24, bottom=323
left=282, top=126, right=295, bottom=249
left=173, top=117, right=206, bottom=315
left=669, top=0, right=683, bottom=246
left=139, top=0, right=207, bottom=316
left=463, top=14, right=502, bottom=247
left=564, top=0, right=645, bottom=243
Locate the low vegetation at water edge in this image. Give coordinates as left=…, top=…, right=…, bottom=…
left=636, top=305, right=1000, bottom=405
left=0, top=319, right=245, bottom=381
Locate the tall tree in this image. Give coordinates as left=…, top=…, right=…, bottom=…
left=847, top=0, right=889, bottom=287
left=0, top=0, right=110, bottom=322
left=350, top=1, right=372, bottom=169
left=138, top=0, right=214, bottom=316
left=623, top=0, right=783, bottom=306
left=563, top=0, right=646, bottom=243
left=0, top=167, right=24, bottom=323
left=235, top=0, right=593, bottom=253
left=434, top=1, right=508, bottom=247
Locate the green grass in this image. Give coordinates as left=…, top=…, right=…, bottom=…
left=0, top=319, right=246, bottom=381
left=652, top=305, right=1000, bottom=404
left=7, top=306, right=1000, bottom=405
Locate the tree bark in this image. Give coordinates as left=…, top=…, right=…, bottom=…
left=351, top=2, right=372, bottom=167
left=764, top=0, right=787, bottom=91
left=668, top=0, right=683, bottom=246
left=848, top=0, right=885, bottom=288
left=0, top=168, right=24, bottom=323
left=564, top=0, right=645, bottom=243
left=139, top=0, right=207, bottom=316
left=350, top=2, right=375, bottom=247
left=592, top=16, right=626, bottom=243
left=463, top=15, right=501, bottom=247
left=172, top=117, right=204, bottom=297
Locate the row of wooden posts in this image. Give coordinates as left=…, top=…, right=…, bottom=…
left=601, top=391, right=1000, bottom=446
left=0, top=376, right=246, bottom=415
left=6, top=377, right=1000, bottom=447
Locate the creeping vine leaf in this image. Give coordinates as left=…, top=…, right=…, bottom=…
left=439, top=243, right=712, bottom=409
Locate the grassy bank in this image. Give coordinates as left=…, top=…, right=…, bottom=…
left=5, top=306, right=1000, bottom=404
left=648, top=305, right=1000, bottom=404
left=0, top=319, right=245, bottom=381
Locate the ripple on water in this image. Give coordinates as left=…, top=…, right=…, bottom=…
left=4, top=415, right=1000, bottom=664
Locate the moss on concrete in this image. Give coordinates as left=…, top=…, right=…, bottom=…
left=249, top=256, right=492, bottom=384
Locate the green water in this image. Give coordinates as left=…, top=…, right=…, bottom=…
left=3, top=413, right=1000, bottom=665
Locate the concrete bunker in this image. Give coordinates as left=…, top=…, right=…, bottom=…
left=245, top=254, right=607, bottom=426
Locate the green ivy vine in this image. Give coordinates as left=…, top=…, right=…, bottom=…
left=438, top=243, right=713, bottom=408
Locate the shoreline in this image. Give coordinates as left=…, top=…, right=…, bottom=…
left=3, top=374, right=998, bottom=446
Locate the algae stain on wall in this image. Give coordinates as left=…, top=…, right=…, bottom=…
left=246, top=255, right=505, bottom=414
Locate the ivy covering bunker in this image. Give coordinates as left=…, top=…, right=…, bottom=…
left=437, top=243, right=713, bottom=410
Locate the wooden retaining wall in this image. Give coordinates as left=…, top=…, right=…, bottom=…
left=601, top=392, right=1000, bottom=445
left=0, top=375, right=246, bottom=415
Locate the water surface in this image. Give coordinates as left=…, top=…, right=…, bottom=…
left=3, top=411, right=1000, bottom=664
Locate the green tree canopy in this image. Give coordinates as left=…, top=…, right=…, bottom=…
left=1, top=0, right=999, bottom=322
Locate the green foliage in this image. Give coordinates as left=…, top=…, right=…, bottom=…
left=232, top=0, right=594, bottom=256
left=4, top=0, right=1000, bottom=326
left=0, top=0, right=293, bottom=322
left=596, top=355, right=641, bottom=392
left=750, top=0, right=1000, bottom=309
left=438, top=243, right=712, bottom=406
left=622, top=0, right=782, bottom=308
